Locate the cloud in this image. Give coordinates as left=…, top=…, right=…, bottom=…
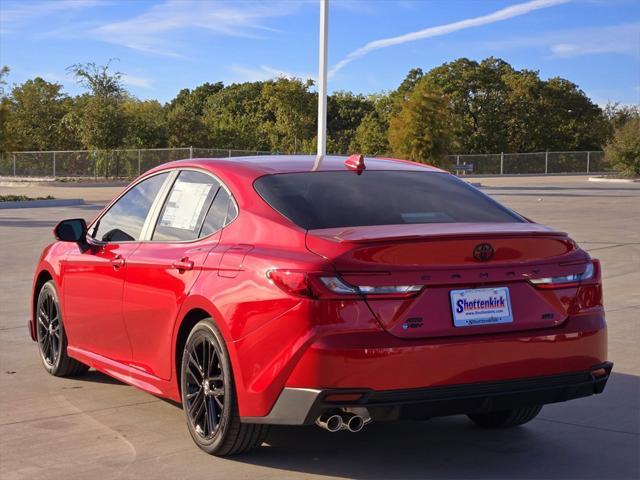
left=121, top=74, right=152, bottom=89
left=92, top=0, right=301, bottom=56
left=328, top=0, right=571, bottom=78
left=1, top=0, right=105, bottom=22
left=549, top=23, right=640, bottom=57
left=0, top=0, right=105, bottom=33
left=483, top=22, right=640, bottom=58
left=227, top=64, right=315, bottom=83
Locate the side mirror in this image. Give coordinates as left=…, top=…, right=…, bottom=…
left=54, top=218, right=88, bottom=248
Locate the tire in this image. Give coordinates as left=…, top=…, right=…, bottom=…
left=35, top=280, right=89, bottom=377
left=468, top=405, right=543, bottom=428
left=180, top=319, right=268, bottom=456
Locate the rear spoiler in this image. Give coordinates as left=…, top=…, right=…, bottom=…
left=308, top=223, right=567, bottom=244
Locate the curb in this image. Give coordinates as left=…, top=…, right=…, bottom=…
left=0, top=177, right=56, bottom=186
left=588, top=176, right=638, bottom=183
left=0, top=198, right=84, bottom=209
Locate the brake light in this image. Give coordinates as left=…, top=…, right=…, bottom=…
left=529, top=261, right=596, bottom=288
left=267, top=270, right=423, bottom=299
left=266, top=270, right=314, bottom=297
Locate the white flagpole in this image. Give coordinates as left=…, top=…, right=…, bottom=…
left=313, top=0, right=328, bottom=171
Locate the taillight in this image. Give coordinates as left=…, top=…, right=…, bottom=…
left=267, top=270, right=423, bottom=299
left=266, top=270, right=315, bottom=297
left=527, top=260, right=603, bottom=313
left=529, top=261, right=596, bottom=289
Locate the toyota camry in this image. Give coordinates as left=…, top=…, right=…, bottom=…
left=30, top=155, right=612, bottom=455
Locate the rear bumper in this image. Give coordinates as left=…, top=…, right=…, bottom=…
left=243, top=361, right=613, bottom=425
left=284, top=314, right=607, bottom=391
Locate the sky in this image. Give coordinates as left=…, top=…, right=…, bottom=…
left=1, top=0, right=638, bottom=106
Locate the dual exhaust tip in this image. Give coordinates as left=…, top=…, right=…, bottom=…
left=315, top=410, right=367, bottom=433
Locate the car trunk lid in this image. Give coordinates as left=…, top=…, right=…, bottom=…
left=306, top=223, right=589, bottom=339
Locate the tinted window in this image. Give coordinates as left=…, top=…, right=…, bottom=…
left=153, top=171, right=220, bottom=241
left=200, top=188, right=236, bottom=237
left=254, top=171, right=523, bottom=230
left=93, top=172, right=169, bottom=242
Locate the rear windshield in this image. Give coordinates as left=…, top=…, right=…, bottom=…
left=254, top=171, right=524, bottom=230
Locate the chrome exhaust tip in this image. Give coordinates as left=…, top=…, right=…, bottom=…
left=315, top=412, right=343, bottom=432
left=346, top=414, right=365, bottom=433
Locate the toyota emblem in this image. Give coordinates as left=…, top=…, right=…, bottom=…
left=473, top=243, right=494, bottom=262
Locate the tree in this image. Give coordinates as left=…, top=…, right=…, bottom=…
left=604, top=118, right=640, bottom=177
left=165, top=82, right=223, bottom=147
left=535, top=77, right=608, bottom=151
left=349, top=94, right=393, bottom=155
left=66, top=61, right=124, bottom=99
left=327, top=91, right=373, bottom=154
left=0, top=66, right=12, bottom=152
left=123, top=99, right=167, bottom=148
left=350, top=112, right=389, bottom=155
left=603, top=102, right=640, bottom=132
left=166, top=104, right=208, bottom=148
left=65, top=62, right=127, bottom=149
left=6, top=77, right=71, bottom=151
left=388, top=80, right=457, bottom=167
left=423, top=57, right=608, bottom=153
left=425, top=57, right=512, bottom=153
left=261, top=78, right=316, bottom=152
left=202, top=81, right=268, bottom=150
left=169, top=82, right=224, bottom=116
left=0, top=66, right=9, bottom=97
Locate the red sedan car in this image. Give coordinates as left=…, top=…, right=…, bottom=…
left=30, top=155, right=611, bottom=455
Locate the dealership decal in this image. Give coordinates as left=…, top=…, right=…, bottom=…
left=450, top=287, right=513, bottom=327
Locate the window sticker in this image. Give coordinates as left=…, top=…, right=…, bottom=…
left=160, top=180, right=212, bottom=231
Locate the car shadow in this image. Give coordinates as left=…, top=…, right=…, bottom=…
left=79, top=369, right=128, bottom=386
left=230, top=372, right=639, bottom=480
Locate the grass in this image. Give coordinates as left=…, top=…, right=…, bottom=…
left=0, top=194, right=55, bottom=202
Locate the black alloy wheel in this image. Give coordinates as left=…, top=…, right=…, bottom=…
left=35, top=280, right=88, bottom=376
left=181, top=320, right=268, bottom=455
left=184, top=328, right=226, bottom=439
left=37, top=286, right=61, bottom=367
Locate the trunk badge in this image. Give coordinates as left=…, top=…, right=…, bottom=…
left=473, top=243, right=494, bottom=261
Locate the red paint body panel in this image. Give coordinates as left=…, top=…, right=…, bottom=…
left=122, top=234, right=220, bottom=379
left=62, top=242, right=139, bottom=363
left=30, top=155, right=609, bottom=420
left=284, top=316, right=606, bottom=391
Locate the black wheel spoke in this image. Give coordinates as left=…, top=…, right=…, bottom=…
left=50, top=334, right=57, bottom=362
left=184, top=334, right=226, bottom=441
left=207, top=396, right=217, bottom=433
left=188, top=352, right=202, bottom=375
left=188, top=390, right=204, bottom=415
left=207, top=351, right=219, bottom=375
left=186, top=387, right=201, bottom=400
left=41, top=333, right=51, bottom=357
left=46, top=297, right=52, bottom=324
left=37, top=291, right=62, bottom=366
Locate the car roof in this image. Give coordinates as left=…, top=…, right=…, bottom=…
left=151, top=155, right=446, bottom=178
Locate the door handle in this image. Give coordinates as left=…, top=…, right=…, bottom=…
left=111, top=255, right=125, bottom=269
left=172, top=258, right=194, bottom=272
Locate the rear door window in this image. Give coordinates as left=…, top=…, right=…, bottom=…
left=152, top=171, right=220, bottom=241
left=200, top=188, right=236, bottom=237
left=254, top=171, right=524, bottom=230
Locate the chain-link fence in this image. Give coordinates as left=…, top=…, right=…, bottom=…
left=447, top=151, right=611, bottom=175
left=0, top=148, right=612, bottom=179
